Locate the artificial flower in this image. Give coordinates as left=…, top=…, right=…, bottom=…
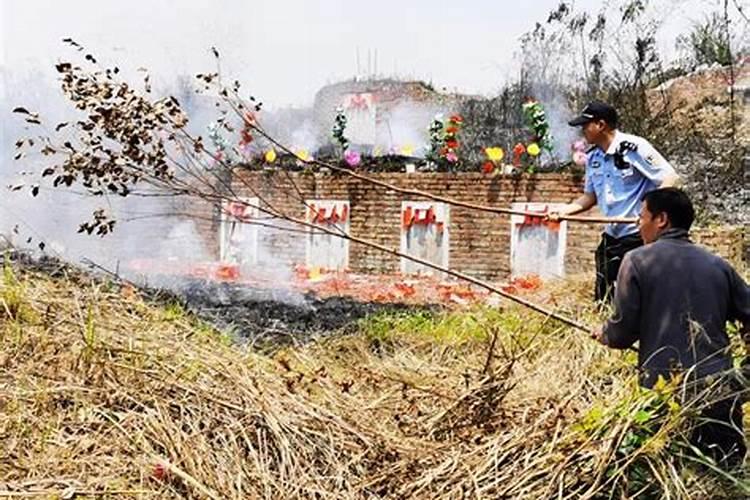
left=400, top=144, right=415, bottom=156
left=344, top=150, right=361, bottom=167
left=572, top=139, right=587, bottom=152
left=573, top=151, right=587, bottom=166
left=485, top=147, right=504, bottom=162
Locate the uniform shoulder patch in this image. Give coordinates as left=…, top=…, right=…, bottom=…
left=617, top=141, right=638, bottom=155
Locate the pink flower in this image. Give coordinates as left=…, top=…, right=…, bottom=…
left=573, top=151, right=587, bottom=166
left=445, top=151, right=458, bottom=163
left=572, top=140, right=587, bottom=152
left=344, top=150, right=361, bottom=167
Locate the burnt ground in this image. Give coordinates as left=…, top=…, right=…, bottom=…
left=2, top=251, right=438, bottom=350
left=177, top=280, right=438, bottom=350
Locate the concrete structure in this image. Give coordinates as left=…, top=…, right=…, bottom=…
left=189, top=169, right=746, bottom=281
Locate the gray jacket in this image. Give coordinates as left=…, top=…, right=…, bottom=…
left=603, top=228, right=750, bottom=388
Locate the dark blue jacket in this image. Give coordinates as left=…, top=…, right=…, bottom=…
left=603, top=228, right=750, bottom=388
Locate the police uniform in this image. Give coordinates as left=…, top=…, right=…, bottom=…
left=585, top=130, right=677, bottom=301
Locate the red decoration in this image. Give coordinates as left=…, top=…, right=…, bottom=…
left=402, top=206, right=413, bottom=228
left=482, top=161, right=494, bottom=174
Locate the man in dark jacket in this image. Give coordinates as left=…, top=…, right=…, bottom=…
left=594, top=188, right=749, bottom=467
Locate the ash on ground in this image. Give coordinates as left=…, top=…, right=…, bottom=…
left=178, top=280, right=437, bottom=350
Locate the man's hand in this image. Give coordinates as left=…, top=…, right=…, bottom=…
left=546, top=193, right=597, bottom=222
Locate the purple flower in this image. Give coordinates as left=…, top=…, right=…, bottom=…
left=344, top=150, right=361, bottom=167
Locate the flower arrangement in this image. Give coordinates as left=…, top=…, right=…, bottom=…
left=522, top=99, right=553, bottom=153
left=426, top=114, right=463, bottom=168
left=332, top=108, right=349, bottom=153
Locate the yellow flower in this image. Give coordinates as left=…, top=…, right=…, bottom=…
left=264, top=149, right=277, bottom=163
left=400, top=144, right=414, bottom=156
left=295, top=149, right=310, bottom=161
left=485, top=147, right=504, bottom=162
left=527, top=143, right=541, bottom=157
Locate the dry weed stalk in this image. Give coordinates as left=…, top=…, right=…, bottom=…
left=1, top=261, right=747, bottom=498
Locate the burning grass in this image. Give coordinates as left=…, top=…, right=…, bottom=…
left=0, top=259, right=748, bottom=498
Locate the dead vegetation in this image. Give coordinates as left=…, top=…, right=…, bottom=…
left=0, top=259, right=748, bottom=499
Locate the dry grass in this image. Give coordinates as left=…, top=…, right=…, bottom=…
left=0, top=260, right=748, bottom=499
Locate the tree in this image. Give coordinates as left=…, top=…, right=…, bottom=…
left=677, top=12, right=734, bottom=69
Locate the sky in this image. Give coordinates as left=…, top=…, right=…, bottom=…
left=1, top=0, right=735, bottom=108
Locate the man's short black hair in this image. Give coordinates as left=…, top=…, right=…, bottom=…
left=642, top=188, right=695, bottom=231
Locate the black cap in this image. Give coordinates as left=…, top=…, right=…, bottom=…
left=568, top=101, right=618, bottom=127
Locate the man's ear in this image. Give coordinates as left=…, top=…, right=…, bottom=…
left=656, top=212, right=670, bottom=230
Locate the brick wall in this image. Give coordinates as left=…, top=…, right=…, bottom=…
left=191, top=169, right=746, bottom=280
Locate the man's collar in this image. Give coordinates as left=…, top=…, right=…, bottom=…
left=604, top=130, right=623, bottom=155
left=656, top=227, right=691, bottom=241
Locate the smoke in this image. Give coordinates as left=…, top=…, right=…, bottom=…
left=529, top=83, right=579, bottom=164
left=377, top=102, right=451, bottom=157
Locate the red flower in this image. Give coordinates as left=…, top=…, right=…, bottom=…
left=449, top=114, right=463, bottom=124
left=513, top=143, right=526, bottom=155
left=446, top=139, right=459, bottom=150
left=482, top=161, right=494, bottom=174
left=240, top=130, right=253, bottom=145
left=445, top=126, right=458, bottom=135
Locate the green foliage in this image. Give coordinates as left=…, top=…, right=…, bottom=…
left=677, top=13, right=734, bottom=69
left=162, top=301, right=186, bottom=322
left=331, top=108, right=349, bottom=153
left=1, top=260, right=36, bottom=325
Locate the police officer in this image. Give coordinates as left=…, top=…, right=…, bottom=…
left=550, top=101, right=681, bottom=302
